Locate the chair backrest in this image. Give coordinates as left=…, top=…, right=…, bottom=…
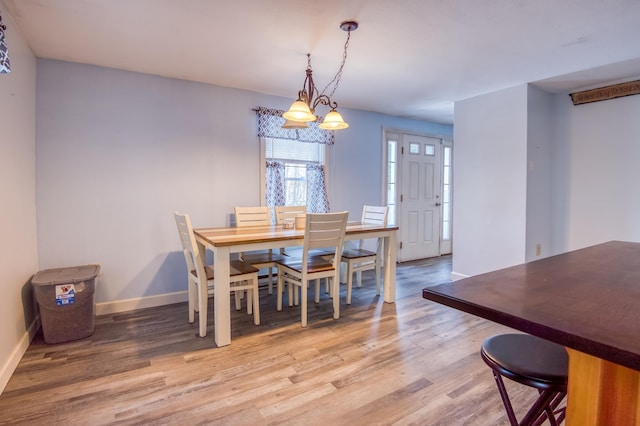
left=361, top=205, right=389, bottom=226
left=174, top=212, right=207, bottom=281
left=234, top=206, right=272, bottom=227
left=303, top=212, right=349, bottom=269
left=275, top=205, right=307, bottom=224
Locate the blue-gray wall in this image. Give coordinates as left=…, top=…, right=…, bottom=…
left=35, top=59, right=452, bottom=310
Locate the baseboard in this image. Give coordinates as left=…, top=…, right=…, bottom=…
left=96, top=291, right=188, bottom=316
left=0, top=316, right=40, bottom=396
left=450, top=271, right=469, bottom=281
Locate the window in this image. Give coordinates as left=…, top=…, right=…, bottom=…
left=256, top=107, right=333, bottom=213
left=264, top=138, right=326, bottom=207
left=386, top=138, right=398, bottom=226
left=442, top=145, right=452, bottom=240
left=424, top=144, right=435, bottom=156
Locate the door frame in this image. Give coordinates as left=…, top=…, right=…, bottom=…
left=381, top=128, right=453, bottom=261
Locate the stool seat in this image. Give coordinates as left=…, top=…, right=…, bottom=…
left=481, top=333, right=568, bottom=426
left=481, top=333, right=568, bottom=389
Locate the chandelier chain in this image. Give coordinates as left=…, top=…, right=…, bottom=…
left=319, top=29, right=352, bottom=101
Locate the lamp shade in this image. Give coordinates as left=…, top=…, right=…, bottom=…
left=282, top=100, right=316, bottom=122
left=281, top=119, right=309, bottom=129
left=319, top=109, right=349, bottom=130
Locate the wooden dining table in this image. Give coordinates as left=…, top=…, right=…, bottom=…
left=194, top=222, right=398, bottom=347
left=422, top=241, right=640, bottom=425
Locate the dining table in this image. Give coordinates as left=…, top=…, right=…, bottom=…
left=421, top=241, right=640, bottom=425
left=194, top=221, right=399, bottom=347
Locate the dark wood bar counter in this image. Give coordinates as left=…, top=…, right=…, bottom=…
left=422, top=241, right=640, bottom=425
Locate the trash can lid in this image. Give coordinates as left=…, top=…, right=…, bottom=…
left=32, top=264, right=101, bottom=286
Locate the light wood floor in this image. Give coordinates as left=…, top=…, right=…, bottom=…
left=0, top=256, right=547, bottom=425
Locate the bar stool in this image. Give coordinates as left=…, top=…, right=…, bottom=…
left=481, top=333, right=568, bottom=426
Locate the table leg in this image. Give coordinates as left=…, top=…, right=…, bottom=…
left=383, top=231, right=397, bottom=303
left=213, top=247, right=231, bottom=347
left=566, top=348, right=640, bottom=425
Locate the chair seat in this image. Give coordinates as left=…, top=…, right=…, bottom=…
left=340, top=248, right=377, bottom=260
left=190, top=260, right=259, bottom=280
left=276, top=255, right=335, bottom=273
left=481, top=333, right=568, bottom=389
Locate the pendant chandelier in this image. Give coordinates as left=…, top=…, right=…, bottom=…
left=282, top=20, right=358, bottom=130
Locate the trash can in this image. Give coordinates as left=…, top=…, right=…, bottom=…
left=32, top=264, right=101, bottom=344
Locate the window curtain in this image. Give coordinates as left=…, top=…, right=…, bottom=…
left=257, top=107, right=332, bottom=213
left=255, top=107, right=334, bottom=145
left=265, top=161, right=285, bottom=207
left=306, top=164, right=330, bottom=213
left=0, top=15, right=10, bottom=74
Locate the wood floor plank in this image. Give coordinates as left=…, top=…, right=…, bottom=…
left=0, top=256, right=551, bottom=425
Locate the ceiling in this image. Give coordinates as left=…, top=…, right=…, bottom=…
left=3, top=0, right=640, bottom=124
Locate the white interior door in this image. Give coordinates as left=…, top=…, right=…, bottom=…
left=399, top=134, right=442, bottom=261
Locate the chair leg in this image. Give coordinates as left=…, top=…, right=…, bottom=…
left=314, top=279, right=321, bottom=303
left=188, top=279, right=196, bottom=323
left=277, top=273, right=284, bottom=311
left=346, top=265, right=353, bottom=305
left=234, top=290, right=242, bottom=310
left=267, top=267, right=274, bottom=295
left=246, top=284, right=253, bottom=315
left=301, top=281, right=307, bottom=327
left=492, top=368, right=566, bottom=426
left=356, top=270, right=363, bottom=288
left=491, top=371, right=519, bottom=426
left=375, top=260, right=381, bottom=295
left=332, top=276, right=340, bottom=320
left=289, top=281, right=300, bottom=306
left=531, top=390, right=566, bottom=426
left=519, top=388, right=561, bottom=426
left=549, top=392, right=567, bottom=424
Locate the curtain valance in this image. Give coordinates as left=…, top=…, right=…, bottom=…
left=255, top=107, right=334, bottom=145
left=0, top=14, right=10, bottom=74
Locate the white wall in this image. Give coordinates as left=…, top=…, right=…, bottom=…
left=453, top=81, right=640, bottom=280
left=0, top=5, right=38, bottom=393
left=452, top=85, right=529, bottom=278
left=552, top=89, right=640, bottom=251
left=36, top=59, right=452, bottom=312
left=525, top=86, right=554, bottom=260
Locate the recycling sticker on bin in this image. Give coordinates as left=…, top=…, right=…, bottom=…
left=55, top=284, right=75, bottom=306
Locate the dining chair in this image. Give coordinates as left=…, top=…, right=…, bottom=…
left=234, top=206, right=286, bottom=295
left=343, top=205, right=388, bottom=303
left=274, top=205, right=307, bottom=255
left=323, top=205, right=388, bottom=304
left=274, top=205, right=307, bottom=225
left=275, top=211, right=349, bottom=327
left=174, top=212, right=261, bottom=337
left=481, top=333, right=567, bottom=425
